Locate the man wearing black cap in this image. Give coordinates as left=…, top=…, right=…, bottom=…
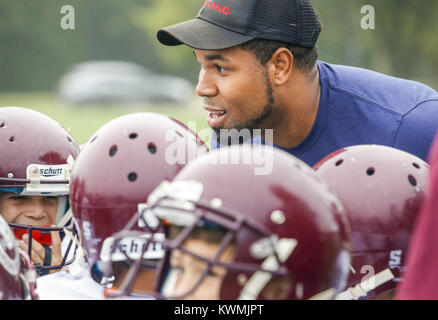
left=157, top=0, right=438, bottom=166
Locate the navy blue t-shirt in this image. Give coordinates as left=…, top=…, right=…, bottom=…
left=210, top=61, right=438, bottom=166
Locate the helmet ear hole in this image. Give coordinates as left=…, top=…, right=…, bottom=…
left=148, top=143, right=157, bottom=154
left=109, top=145, right=117, bottom=157
left=408, top=175, right=417, bottom=187
left=128, top=172, right=137, bottom=182
left=366, top=167, right=375, bottom=176
left=412, top=162, right=420, bottom=169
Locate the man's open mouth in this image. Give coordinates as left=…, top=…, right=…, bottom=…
left=205, top=107, right=227, bottom=128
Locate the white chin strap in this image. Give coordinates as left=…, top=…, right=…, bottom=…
left=308, top=288, right=337, bottom=300
left=161, top=268, right=182, bottom=298
left=238, top=238, right=297, bottom=300
left=335, top=268, right=395, bottom=300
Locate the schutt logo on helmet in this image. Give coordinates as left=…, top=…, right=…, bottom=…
left=39, top=167, right=64, bottom=177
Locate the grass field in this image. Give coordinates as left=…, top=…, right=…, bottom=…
left=0, top=92, right=211, bottom=145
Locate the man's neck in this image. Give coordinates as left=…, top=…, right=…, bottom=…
left=266, top=65, right=321, bottom=149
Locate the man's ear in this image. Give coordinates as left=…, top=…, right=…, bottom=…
left=261, top=276, right=293, bottom=300
left=267, top=48, right=294, bottom=86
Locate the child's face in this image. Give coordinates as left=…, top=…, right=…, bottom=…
left=164, top=236, right=235, bottom=300
left=0, top=193, right=58, bottom=226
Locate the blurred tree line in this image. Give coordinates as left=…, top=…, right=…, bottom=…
left=0, top=0, right=436, bottom=92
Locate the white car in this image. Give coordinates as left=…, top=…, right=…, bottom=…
left=57, top=61, right=193, bottom=104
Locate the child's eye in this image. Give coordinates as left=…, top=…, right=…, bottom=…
left=10, top=196, right=26, bottom=202
left=44, top=196, right=58, bottom=202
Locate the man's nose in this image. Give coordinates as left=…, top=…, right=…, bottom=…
left=195, top=69, right=218, bottom=97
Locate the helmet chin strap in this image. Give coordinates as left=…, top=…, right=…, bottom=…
left=308, top=288, right=337, bottom=300
left=238, top=238, right=297, bottom=300
left=335, top=268, right=395, bottom=300
left=160, top=267, right=181, bottom=298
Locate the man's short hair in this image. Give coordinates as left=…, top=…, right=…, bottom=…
left=240, top=39, right=319, bottom=73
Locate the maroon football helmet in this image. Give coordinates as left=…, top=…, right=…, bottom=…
left=116, top=145, right=351, bottom=300
left=0, top=106, right=80, bottom=275
left=0, top=214, right=38, bottom=300
left=69, top=112, right=208, bottom=285
left=313, top=145, right=429, bottom=300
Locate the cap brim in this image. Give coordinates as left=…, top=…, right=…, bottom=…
left=157, top=18, right=255, bottom=50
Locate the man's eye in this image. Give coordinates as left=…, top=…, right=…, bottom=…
left=216, top=65, right=227, bottom=73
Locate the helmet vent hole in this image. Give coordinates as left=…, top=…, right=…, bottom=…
left=366, top=167, right=375, bottom=176
left=128, top=172, right=137, bottom=182
left=175, top=130, right=184, bottom=138
left=90, top=135, right=97, bottom=143
left=129, top=133, right=138, bottom=139
left=109, top=145, right=118, bottom=157
left=9, top=136, right=15, bottom=142
left=148, top=143, right=157, bottom=154
left=412, top=163, right=420, bottom=169
left=0, top=122, right=4, bottom=128
left=408, top=175, right=417, bottom=187
left=67, top=136, right=72, bottom=143
left=335, top=159, right=344, bottom=166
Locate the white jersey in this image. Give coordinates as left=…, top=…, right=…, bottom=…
left=36, top=235, right=158, bottom=300
left=36, top=236, right=105, bottom=300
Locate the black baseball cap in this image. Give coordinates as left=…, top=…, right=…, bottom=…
left=157, top=0, right=321, bottom=50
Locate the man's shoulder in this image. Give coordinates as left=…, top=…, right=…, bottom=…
left=318, top=61, right=438, bottom=116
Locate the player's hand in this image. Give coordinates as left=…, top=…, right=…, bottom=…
left=18, top=227, right=63, bottom=274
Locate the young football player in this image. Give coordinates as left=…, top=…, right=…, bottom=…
left=0, top=106, right=80, bottom=277
left=111, top=145, right=352, bottom=300
left=66, top=112, right=208, bottom=299
left=314, top=145, right=429, bottom=300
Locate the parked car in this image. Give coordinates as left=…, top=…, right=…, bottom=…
left=57, top=60, right=193, bottom=105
